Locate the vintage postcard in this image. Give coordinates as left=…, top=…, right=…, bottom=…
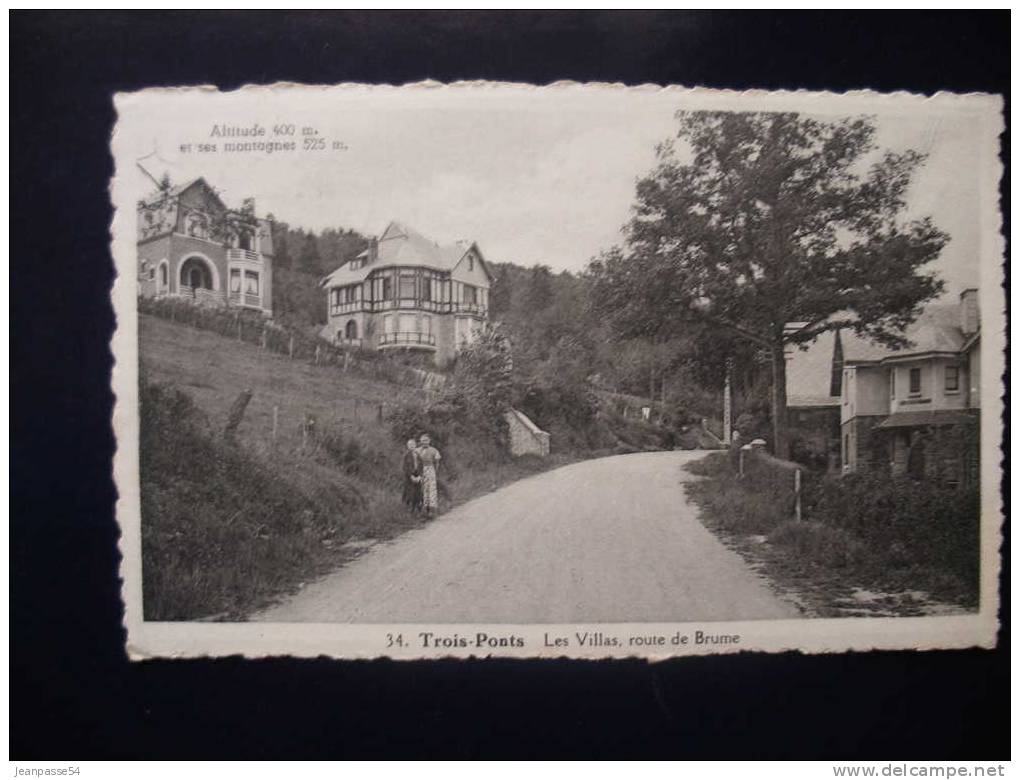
left=111, top=82, right=1004, bottom=659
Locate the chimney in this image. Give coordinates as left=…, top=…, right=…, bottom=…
left=959, top=288, right=980, bottom=336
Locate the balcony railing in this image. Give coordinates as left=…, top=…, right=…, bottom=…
left=229, top=291, right=263, bottom=309
left=451, top=301, right=486, bottom=315
left=336, top=337, right=363, bottom=348
left=227, top=248, right=260, bottom=263
left=347, top=299, right=487, bottom=316
left=330, top=301, right=363, bottom=316
left=379, top=332, right=437, bottom=348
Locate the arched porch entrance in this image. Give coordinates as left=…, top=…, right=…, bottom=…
left=179, top=256, right=217, bottom=296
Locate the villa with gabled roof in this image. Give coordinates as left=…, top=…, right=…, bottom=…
left=320, top=221, right=493, bottom=366
left=786, top=290, right=981, bottom=483
left=136, top=169, right=274, bottom=316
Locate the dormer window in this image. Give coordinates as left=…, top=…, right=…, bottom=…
left=468, top=254, right=475, bottom=271
left=349, top=259, right=362, bottom=271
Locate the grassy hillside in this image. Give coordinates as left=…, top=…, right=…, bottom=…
left=139, top=314, right=568, bottom=620
left=140, top=314, right=422, bottom=457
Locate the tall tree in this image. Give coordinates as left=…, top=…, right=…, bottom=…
left=297, top=231, right=321, bottom=274
left=588, top=111, right=947, bottom=458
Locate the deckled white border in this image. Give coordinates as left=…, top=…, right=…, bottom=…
left=111, top=82, right=1005, bottom=660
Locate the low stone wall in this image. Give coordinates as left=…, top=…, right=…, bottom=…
left=505, top=408, right=550, bottom=457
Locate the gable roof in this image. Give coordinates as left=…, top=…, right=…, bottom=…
left=139, top=175, right=228, bottom=212
left=321, top=221, right=491, bottom=288
left=785, top=329, right=840, bottom=408
left=785, top=302, right=971, bottom=408
left=841, top=304, right=966, bottom=363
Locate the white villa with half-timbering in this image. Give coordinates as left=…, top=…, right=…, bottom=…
left=320, top=221, right=493, bottom=366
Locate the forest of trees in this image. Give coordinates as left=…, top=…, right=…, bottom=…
left=264, top=216, right=370, bottom=330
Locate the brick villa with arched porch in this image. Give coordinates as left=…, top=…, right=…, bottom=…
left=137, top=173, right=274, bottom=317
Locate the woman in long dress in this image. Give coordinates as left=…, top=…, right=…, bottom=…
left=417, top=434, right=442, bottom=519
left=401, top=438, right=422, bottom=514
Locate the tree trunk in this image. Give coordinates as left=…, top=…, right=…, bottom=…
left=770, top=342, right=789, bottom=460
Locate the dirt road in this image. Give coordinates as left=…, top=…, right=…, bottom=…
left=253, top=451, right=801, bottom=623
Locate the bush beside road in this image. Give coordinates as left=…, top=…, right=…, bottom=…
left=684, top=451, right=979, bottom=617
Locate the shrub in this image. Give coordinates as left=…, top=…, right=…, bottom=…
left=140, top=380, right=355, bottom=619
left=770, top=521, right=864, bottom=569
left=804, top=471, right=979, bottom=592
left=685, top=448, right=981, bottom=607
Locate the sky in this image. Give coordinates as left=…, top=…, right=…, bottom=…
left=125, top=85, right=994, bottom=299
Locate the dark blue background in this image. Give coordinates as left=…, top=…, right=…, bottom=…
left=10, top=11, right=1010, bottom=759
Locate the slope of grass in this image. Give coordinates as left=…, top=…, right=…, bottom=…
left=138, top=314, right=577, bottom=619
left=140, top=314, right=421, bottom=458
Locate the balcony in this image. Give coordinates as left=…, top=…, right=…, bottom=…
left=362, top=299, right=486, bottom=316
left=379, top=331, right=437, bottom=349
left=451, top=301, right=486, bottom=316
left=229, top=291, right=264, bottom=310
left=330, top=301, right=363, bottom=316
left=227, top=247, right=260, bottom=263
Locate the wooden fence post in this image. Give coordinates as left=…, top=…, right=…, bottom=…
left=261, top=326, right=268, bottom=351
left=794, top=468, right=802, bottom=522
left=288, top=334, right=294, bottom=359
left=272, top=404, right=279, bottom=446
left=302, top=413, right=317, bottom=452
left=237, top=314, right=242, bottom=341
left=224, top=389, right=253, bottom=442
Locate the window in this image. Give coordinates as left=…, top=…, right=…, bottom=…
left=245, top=271, right=259, bottom=295
left=422, top=273, right=432, bottom=301
left=462, top=284, right=477, bottom=304
left=889, top=368, right=896, bottom=399
left=945, top=365, right=960, bottom=392
left=333, top=285, right=358, bottom=307
left=383, top=315, right=394, bottom=334
left=399, top=273, right=416, bottom=299
left=160, top=263, right=168, bottom=288
left=345, top=320, right=358, bottom=340
left=381, top=276, right=393, bottom=301
left=422, top=315, right=431, bottom=336
left=909, top=367, right=922, bottom=395
left=148, top=267, right=156, bottom=281
left=230, top=269, right=242, bottom=293
left=468, top=254, right=474, bottom=271
left=238, top=231, right=252, bottom=251
left=349, top=259, right=361, bottom=271
left=399, top=314, right=416, bottom=333
left=187, top=213, right=208, bottom=239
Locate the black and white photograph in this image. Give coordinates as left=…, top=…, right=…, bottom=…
left=111, top=83, right=1004, bottom=659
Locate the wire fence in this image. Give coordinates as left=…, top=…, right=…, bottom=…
left=139, top=295, right=447, bottom=393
